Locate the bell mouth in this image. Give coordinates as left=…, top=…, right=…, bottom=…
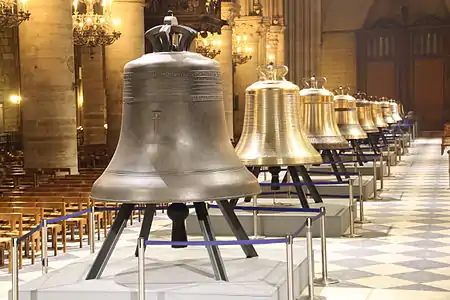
left=90, top=166, right=261, bottom=203
left=307, top=136, right=349, bottom=150
left=337, top=124, right=368, bottom=140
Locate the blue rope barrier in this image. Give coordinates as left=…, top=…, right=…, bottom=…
left=337, top=153, right=381, bottom=157
left=208, top=204, right=321, bottom=214
left=307, top=170, right=359, bottom=176
left=17, top=224, right=41, bottom=243
left=145, top=237, right=288, bottom=247
left=259, top=180, right=349, bottom=187
left=47, top=208, right=91, bottom=224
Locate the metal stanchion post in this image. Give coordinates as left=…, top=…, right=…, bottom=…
left=314, top=207, right=338, bottom=287
left=343, top=179, right=361, bottom=238
left=355, top=172, right=370, bottom=224
left=138, top=237, right=145, bottom=300
left=372, top=157, right=378, bottom=200
left=286, top=234, right=295, bottom=300
left=379, top=154, right=384, bottom=190
left=252, top=195, right=265, bottom=239
left=41, top=219, right=48, bottom=274
left=89, top=205, right=95, bottom=254
left=386, top=141, right=391, bottom=176
left=11, top=237, right=19, bottom=300
left=302, top=218, right=326, bottom=300
left=444, top=150, right=450, bottom=188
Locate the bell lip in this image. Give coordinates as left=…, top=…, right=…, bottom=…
left=90, top=193, right=262, bottom=203
left=361, top=127, right=380, bottom=133
left=239, top=156, right=324, bottom=167
left=90, top=187, right=262, bottom=204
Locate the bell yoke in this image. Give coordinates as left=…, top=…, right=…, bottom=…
left=85, top=11, right=261, bottom=282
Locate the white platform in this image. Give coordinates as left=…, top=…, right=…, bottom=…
left=309, top=161, right=387, bottom=179
left=186, top=198, right=354, bottom=237
left=14, top=243, right=309, bottom=300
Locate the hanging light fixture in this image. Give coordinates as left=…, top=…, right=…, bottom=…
left=195, top=33, right=222, bottom=59
left=72, top=0, right=121, bottom=50
left=0, top=0, right=30, bottom=28
left=232, top=32, right=253, bottom=67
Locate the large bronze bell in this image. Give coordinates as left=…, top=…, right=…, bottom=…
left=299, top=76, right=348, bottom=150
left=370, top=97, right=389, bottom=128
left=390, top=99, right=403, bottom=122
left=355, top=92, right=378, bottom=133
left=333, top=87, right=367, bottom=140
left=86, top=12, right=260, bottom=282
left=235, top=64, right=323, bottom=166
left=91, top=37, right=260, bottom=203
left=380, top=97, right=396, bottom=124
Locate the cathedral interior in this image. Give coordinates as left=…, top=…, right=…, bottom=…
left=1, top=0, right=450, bottom=300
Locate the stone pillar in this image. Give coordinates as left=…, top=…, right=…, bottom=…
left=233, top=17, right=265, bottom=138
left=82, top=47, right=106, bottom=145
left=284, top=0, right=322, bottom=84
left=219, top=1, right=240, bottom=141
left=19, top=0, right=78, bottom=173
left=105, top=0, right=144, bottom=155
left=1, top=28, right=21, bottom=133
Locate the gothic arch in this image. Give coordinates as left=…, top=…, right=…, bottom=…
left=364, top=0, right=450, bottom=29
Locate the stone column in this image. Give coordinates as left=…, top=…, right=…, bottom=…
left=105, top=0, right=144, bottom=155
left=266, top=25, right=285, bottom=66
left=233, top=17, right=265, bottom=138
left=19, top=0, right=78, bottom=173
left=82, top=47, right=106, bottom=145
left=219, top=1, right=240, bottom=141
left=284, top=0, right=322, bottom=84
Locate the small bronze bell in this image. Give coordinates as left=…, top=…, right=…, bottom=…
left=390, top=99, right=403, bottom=122
left=235, top=64, right=323, bottom=166
left=355, top=92, right=379, bottom=133
left=299, top=76, right=348, bottom=150
left=370, top=96, right=389, bottom=128
left=380, top=97, right=396, bottom=124
left=333, top=87, right=368, bottom=140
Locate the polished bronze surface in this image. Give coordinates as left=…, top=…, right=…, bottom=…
left=299, top=77, right=348, bottom=150
left=390, top=99, right=403, bottom=122
left=380, top=97, right=396, bottom=124
left=370, top=97, right=389, bottom=128
left=355, top=93, right=379, bottom=133
left=333, top=87, right=367, bottom=140
left=91, top=16, right=260, bottom=203
left=235, top=64, right=323, bottom=166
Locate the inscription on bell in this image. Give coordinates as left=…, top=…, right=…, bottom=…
left=123, top=70, right=222, bottom=103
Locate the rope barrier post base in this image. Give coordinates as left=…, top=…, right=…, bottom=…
left=41, top=219, right=49, bottom=274
left=286, top=234, right=295, bottom=300
left=11, top=237, right=19, bottom=300
left=251, top=195, right=265, bottom=240
left=355, top=172, right=370, bottom=225
left=137, top=237, right=145, bottom=300
left=314, top=207, right=339, bottom=287
left=342, top=179, right=362, bottom=239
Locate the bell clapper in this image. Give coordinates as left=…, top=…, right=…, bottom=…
left=167, top=203, right=190, bottom=248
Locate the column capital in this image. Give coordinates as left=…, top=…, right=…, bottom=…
left=115, top=0, right=145, bottom=5
left=221, top=1, right=240, bottom=27
left=234, top=15, right=267, bottom=38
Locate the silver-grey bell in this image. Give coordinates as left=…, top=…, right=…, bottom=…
left=91, top=19, right=260, bottom=203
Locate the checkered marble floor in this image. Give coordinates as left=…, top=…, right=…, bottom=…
left=1, top=138, right=450, bottom=300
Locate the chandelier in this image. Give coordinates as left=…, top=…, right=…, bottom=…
left=232, top=33, right=252, bottom=67
left=195, top=33, right=222, bottom=59
left=72, top=0, right=121, bottom=49
left=0, top=0, right=30, bottom=28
